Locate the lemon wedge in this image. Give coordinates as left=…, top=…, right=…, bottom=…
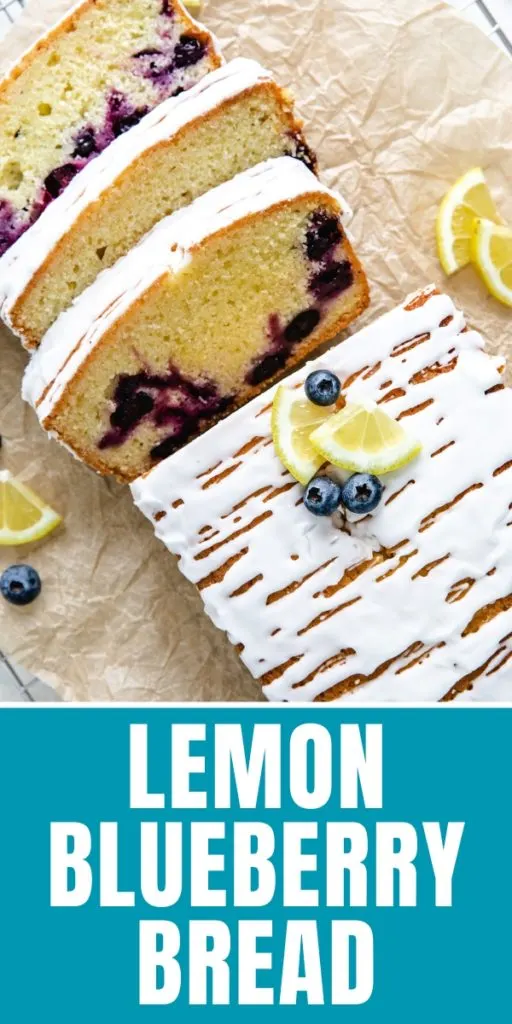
left=436, top=167, right=501, bottom=275
left=0, top=470, right=62, bottom=546
left=272, top=385, right=333, bottom=484
left=310, top=399, right=422, bottom=475
left=471, top=218, right=512, bottom=309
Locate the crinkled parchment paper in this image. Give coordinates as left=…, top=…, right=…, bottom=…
left=0, top=0, right=511, bottom=700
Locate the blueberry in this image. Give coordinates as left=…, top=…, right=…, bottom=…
left=99, top=365, right=232, bottom=452
left=72, top=129, right=96, bottom=158
left=284, top=308, right=321, bottom=343
left=173, top=35, right=205, bottom=69
left=305, top=369, right=341, bottom=406
left=288, top=134, right=317, bottom=173
left=151, top=420, right=194, bottom=462
left=110, top=390, right=154, bottom=430
left=112, top=110, right=146, bottom=136
left=306, top=213, right=341, bottom=261
left=133, top=47, right=163, bottom=59
left=113, top=372, right=144, bottom=404
left=304, top=475, right=342, bottom=516
left=310, top=260, right=354, bottom=300
left=132, top=48, right=171, bottom=81
left=44, top=163, right=79, bottom=199
left=1, top=564, right=41, bottom=606
left=341, top=473, right=383, bottom=515
left=247, top=350, right=288, bottom=386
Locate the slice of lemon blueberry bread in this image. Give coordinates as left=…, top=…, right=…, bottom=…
left=0, top=0, right=221, bottom=257
left=131, top=287, right=512, bottom=703
left=1, top=58, right=316, bottom=349
left=22, top=157, right=369, bottom=482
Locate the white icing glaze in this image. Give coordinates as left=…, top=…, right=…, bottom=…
left=131, top=288, right=512, bottom=703
left=23, top=157, right=349, bottom=424
left=0, top=58, right=278, bottom=331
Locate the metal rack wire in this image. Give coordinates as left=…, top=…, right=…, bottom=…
left=0, top=0, right=24, bottom=35
left=457, top=0, right=512, bottom=56
left=0, top=0, right=511, bottom=699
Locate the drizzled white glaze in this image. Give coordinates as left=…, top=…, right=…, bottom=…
left=22, top=157, right=348, bottom=426
left=0, top=58, right=278, bottom=333
left=131, top=289, right=512, bottom=703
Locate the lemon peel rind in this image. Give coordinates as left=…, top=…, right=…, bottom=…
left=310, top=438, right=423, bottom=476
left=271, top=387, right=324, bottom=486
left=436, top=167, right=501, bottom=277
left=0, top=513, right=62, bottom=546
left=0, top=470, right=62, bottom=546
left=471, top=218, right=512, bottom=310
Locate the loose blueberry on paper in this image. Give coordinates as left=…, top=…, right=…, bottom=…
left=341, top=473, right=383, bottom=515
left=0, top=564, right=42, bottom=606
left=305, top=369, right=341, bottom=407
left=304, top=476, right=343, bottom=516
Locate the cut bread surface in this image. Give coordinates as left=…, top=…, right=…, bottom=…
left=0, top=0, right=221, bottom=256
left=131, top=288, right=512, bottom=704
left=23, top=158, right=368, bottom=482
left=1, top=59, right=316, bottom=348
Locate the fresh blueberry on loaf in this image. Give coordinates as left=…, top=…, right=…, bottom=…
left=23, top=158, right=369, bottom=482
left=0, top=0, right=221, bottom=256
left=1, top=59, right=318, bottom=349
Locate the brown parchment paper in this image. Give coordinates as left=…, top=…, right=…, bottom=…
left=1, top=0, right=511, bottom=701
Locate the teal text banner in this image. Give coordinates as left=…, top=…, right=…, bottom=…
left=0, top=706, right=510, bottom=1021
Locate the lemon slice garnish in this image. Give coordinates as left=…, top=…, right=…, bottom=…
left=310, top=400, right=422, bottom=475
left=0, top=470, right=62, bottom=546
left=471, top=218, right=512, bottom=309
left=271, top=385, right=333, bottom=484
left=436, top=167, right=501, bottom=276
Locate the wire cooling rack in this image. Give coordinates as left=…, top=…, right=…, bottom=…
left=0, top=0, right=511, bottom=699
left=455, top=0, right=512, bottom=56
left=0, top=0, right=23, bottom=34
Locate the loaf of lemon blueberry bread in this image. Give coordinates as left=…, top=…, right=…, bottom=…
left=0, top=0, right=221, bottom=257
left=131, top=288, right=512, bottom=703
left=1, top=58, right=317, bottom=348
left=22, top=157, right=369, bottom=481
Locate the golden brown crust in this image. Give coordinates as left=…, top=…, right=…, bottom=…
left=11, top=79, right=311, bottom=348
